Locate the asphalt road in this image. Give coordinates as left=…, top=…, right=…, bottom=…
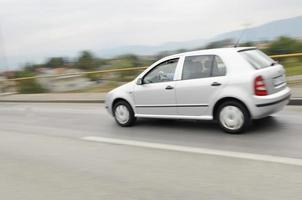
left=0, top=103, right=302, bottom=200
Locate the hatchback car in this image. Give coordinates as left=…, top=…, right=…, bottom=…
left=105, top=47, right=291, bottom=133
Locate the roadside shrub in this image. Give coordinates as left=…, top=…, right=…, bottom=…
left=15, top=71, right=47, bottom=94
left=16, top=79, right=47, bottom=94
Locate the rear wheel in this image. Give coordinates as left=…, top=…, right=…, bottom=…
left=113, top=100, right=136, bottom=127
left=216, top=101, right=251, bottom=134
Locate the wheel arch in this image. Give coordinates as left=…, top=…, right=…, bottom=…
left=112, top=98, right=134, bottom=114
left=212, top=97, right=251, bottom=120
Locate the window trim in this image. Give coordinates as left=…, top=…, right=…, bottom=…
left=180, top=54, right=227, bottom=81
left=141, top=58, right=179, bottom=85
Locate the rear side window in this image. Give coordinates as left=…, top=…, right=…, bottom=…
left=182, top=55, right=226, bottom=80
left=240, top=49, right=276, bottom=69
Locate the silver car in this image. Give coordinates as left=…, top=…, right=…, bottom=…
left=105, top=47, right=291, bottom=133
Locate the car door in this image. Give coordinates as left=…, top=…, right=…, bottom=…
left=133, top=58, right=179, bottom=116
left=175, top=55, right=227, bottom=117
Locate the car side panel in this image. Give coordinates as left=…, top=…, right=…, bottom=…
left=175, top=76, right=227, bottom=116
left=208, top=84, right=254, bottom=118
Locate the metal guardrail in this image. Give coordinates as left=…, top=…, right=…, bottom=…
left=7, top=66, right=148, bottom=81
left=7, top=53, right=302, bottom=82
left=270, top=53, right=302, bottom=59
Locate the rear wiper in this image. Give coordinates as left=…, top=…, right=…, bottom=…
left=264, top=62, right=277, bottom=68
left=270, top=61, right=278, bottom=66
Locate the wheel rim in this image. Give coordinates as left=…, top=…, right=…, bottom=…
left=115, top=105, right=130, bottom=124
left=219, top=106, right=244, bottom=130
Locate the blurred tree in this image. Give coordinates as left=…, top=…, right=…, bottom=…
left=154, top=51, right=171, bottom=61
left=240, top=41, right=255, bottom=47
left=114, top=54, right=140, bottom=68
left=45, top=57, right=66, bottom=68
left=266, top=36, right=302, bottom=55
left=107, top=54, right=141, bottom=81
left=204, top=39, right=234, bottom=49
left=76, top=51, right=99, bottom=70
left=23, top=63, right=45, bottom=72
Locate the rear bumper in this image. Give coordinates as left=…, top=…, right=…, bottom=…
left=251, top=87, right=291, bottom=119
left=255, top=94, right=291, bottom=107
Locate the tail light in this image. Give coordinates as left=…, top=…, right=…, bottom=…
left=254, top=76, right=268, bottom=96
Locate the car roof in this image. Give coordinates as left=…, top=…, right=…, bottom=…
left=164, top=47, right=257, bottom=59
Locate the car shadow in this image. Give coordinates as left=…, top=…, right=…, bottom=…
left=135, top=118, right=222, bottom=133
left=136, top=119, right=216, bottom=129
left=249, top=116, right=283, bottom=134
left=134, top=116, right=281, bottom=135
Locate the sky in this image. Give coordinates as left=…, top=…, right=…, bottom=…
left=0, top=0, right=302, bottom=69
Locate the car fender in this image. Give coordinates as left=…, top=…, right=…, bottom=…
left=106, top=82, right=136, bottom=115
left=209, top=85, right=254, bottom=117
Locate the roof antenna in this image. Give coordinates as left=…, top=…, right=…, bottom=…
left=234, top=23, right=250, bottom=48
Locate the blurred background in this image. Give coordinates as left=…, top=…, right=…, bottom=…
left=0, top=0, right=301, bottom=95
left=1, top=2, right=302, bottom=199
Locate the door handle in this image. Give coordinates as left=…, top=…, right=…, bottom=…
left=211, top=82, right=222, bottom=86
left=165, top=85, right=174, bottom=90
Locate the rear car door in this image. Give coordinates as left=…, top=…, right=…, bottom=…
left=175, top=55, right=227, bottom=116
left=133, top=58, right=179, bottom=116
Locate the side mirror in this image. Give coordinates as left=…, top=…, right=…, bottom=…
left=136, top=78, right=143, bottom=85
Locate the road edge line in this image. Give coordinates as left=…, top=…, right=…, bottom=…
left=82, top=136, right=302, bottom=166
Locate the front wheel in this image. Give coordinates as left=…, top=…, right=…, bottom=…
left=113, top=101, right=136, bottom=127
left=216, top=101, right=251, bottom=134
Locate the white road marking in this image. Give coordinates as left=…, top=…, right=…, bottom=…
left=82, top=136, right=302, bottom=166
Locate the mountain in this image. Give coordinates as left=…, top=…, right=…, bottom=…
left=99, top=16, right=302, bottom=57
left=213, top=15, right=302, bottom=42
left=99, top=38, right=206, bottom=57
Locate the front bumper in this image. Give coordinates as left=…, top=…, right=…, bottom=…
left=104, top=93, right=113, bottom=115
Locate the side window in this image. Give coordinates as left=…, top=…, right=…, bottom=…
left=182, top=55, right=213, bottom=80
left=182, top=55, right=226, bottom=80
left=212, top=56, right=227, bottom=77
left=143, top=58, right=178, bottom=84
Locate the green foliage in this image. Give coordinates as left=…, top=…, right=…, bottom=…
left=266, top=36, right=302, bottom=55
left=204, top=39, right=234, bottom=49
left=76, top=51, right=99, bottom=70
left=106, top=54, right=144, bottom=81
left=85, top=73, right=102, bottom=82
left=46, top=57, right=66, bottom=68
left=239, top=41, right=255, bottom=47
left=109, top=54, right=139, bottom=68
left=15, top=71, right=47, bottom=94
left=280, top=58, right=302, bottom=76
left=15, top=70, right=35, bottom=78
left=23, top=63, right=45, bottom=72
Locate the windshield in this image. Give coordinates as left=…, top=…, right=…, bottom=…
left=240, top=49, right=276, bottom=69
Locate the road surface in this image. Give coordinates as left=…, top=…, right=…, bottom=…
left=0, top=103, right=302, bottom=200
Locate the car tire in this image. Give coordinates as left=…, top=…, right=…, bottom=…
left=216, top=101, right=251, bottom=134
left=113, top=100, right=136, bottom=127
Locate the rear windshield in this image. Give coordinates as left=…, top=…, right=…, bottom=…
left=239, top=49, right=276, bottom=69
